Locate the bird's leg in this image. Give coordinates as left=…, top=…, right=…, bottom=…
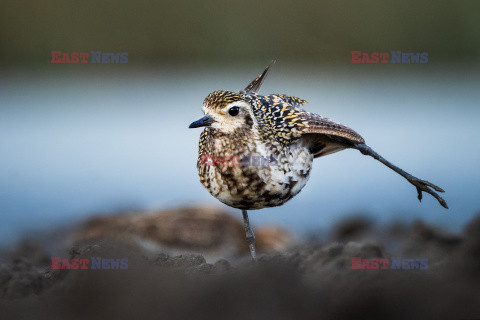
left=354, top=143, right=448, bottom=209
left=242, top=209, right=257, bottom=261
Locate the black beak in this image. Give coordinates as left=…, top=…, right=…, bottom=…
left=189, top=115, right=214, bottom=128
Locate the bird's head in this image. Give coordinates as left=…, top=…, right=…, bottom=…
left=188, top=61, right=274, bottom=134
left=188, top=90, right=254, bottom=134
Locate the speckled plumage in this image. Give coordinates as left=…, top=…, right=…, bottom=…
left=189, top=63, right=447, bottom=259
left=195, top=86, right=365, bottom=211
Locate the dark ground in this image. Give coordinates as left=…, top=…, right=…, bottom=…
left=1, top=210, right=480, bottom=320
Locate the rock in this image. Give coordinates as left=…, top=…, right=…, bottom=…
left=72, top=206, right=294, bottom=259
left=331, top=216, right=373, bottom=242
left=2, top=212, right=480, bottom=320
left=0, top=258, right=49, bottom=299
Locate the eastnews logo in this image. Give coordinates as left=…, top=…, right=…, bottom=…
left=51, top=257, right=128, bottom=269
left=51, top=51, right=128, bottom=64
left=351, top=51, right=429, bottom=64
left=200, top=154, right=278, bottom=167
left=351, top=257, right=428, bottom=270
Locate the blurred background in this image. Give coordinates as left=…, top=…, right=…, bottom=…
left=1, top=0, right=479, bottom=246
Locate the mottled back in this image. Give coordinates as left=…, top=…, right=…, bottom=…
left=243, top=92, right=364, bottom=156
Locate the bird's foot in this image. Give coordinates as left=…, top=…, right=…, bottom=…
left=407, top=176, right=448, bottom=209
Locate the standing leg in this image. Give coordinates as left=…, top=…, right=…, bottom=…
left=242, top=209, right=257, bottom=261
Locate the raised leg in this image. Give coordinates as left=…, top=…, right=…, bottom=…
left=242, top=209, right=257, bottom=261
left=354, top=143, right=448, bottom=209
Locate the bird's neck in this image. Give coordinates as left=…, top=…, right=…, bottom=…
left=204, top=126, right=261, bottom=157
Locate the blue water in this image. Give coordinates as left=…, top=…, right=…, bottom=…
left=1, top=65, right=479, bottom=245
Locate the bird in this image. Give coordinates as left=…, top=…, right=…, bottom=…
left=188, top=62, right=448, bottom=261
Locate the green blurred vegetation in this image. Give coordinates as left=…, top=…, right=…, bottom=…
left=0, top=0, right=479, bottom=65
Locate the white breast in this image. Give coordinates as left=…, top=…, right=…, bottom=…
left=254, top=139, right=314, bottom=198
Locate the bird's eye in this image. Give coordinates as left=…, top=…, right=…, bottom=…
left=228, top=106, right=240, bottom=116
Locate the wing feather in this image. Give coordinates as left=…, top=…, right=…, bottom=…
left=303, top=112, right=365, bottom=145
left=245, top=93, right=365, bottom=157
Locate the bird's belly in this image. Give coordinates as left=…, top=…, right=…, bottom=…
left=198, top=142, right=313, bottom=210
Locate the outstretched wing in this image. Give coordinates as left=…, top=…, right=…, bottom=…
left=245, top=93, right=364, bottom=157
left=302, top=112, right=364, bottom=144
left=301, top=112, right=365, bottom=157
left=245, top=92, right=447, bottom=208
left=241, top=61, right=275, bottom=94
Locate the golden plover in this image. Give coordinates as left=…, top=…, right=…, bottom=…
left=189, top=63, right=447, bottom=260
